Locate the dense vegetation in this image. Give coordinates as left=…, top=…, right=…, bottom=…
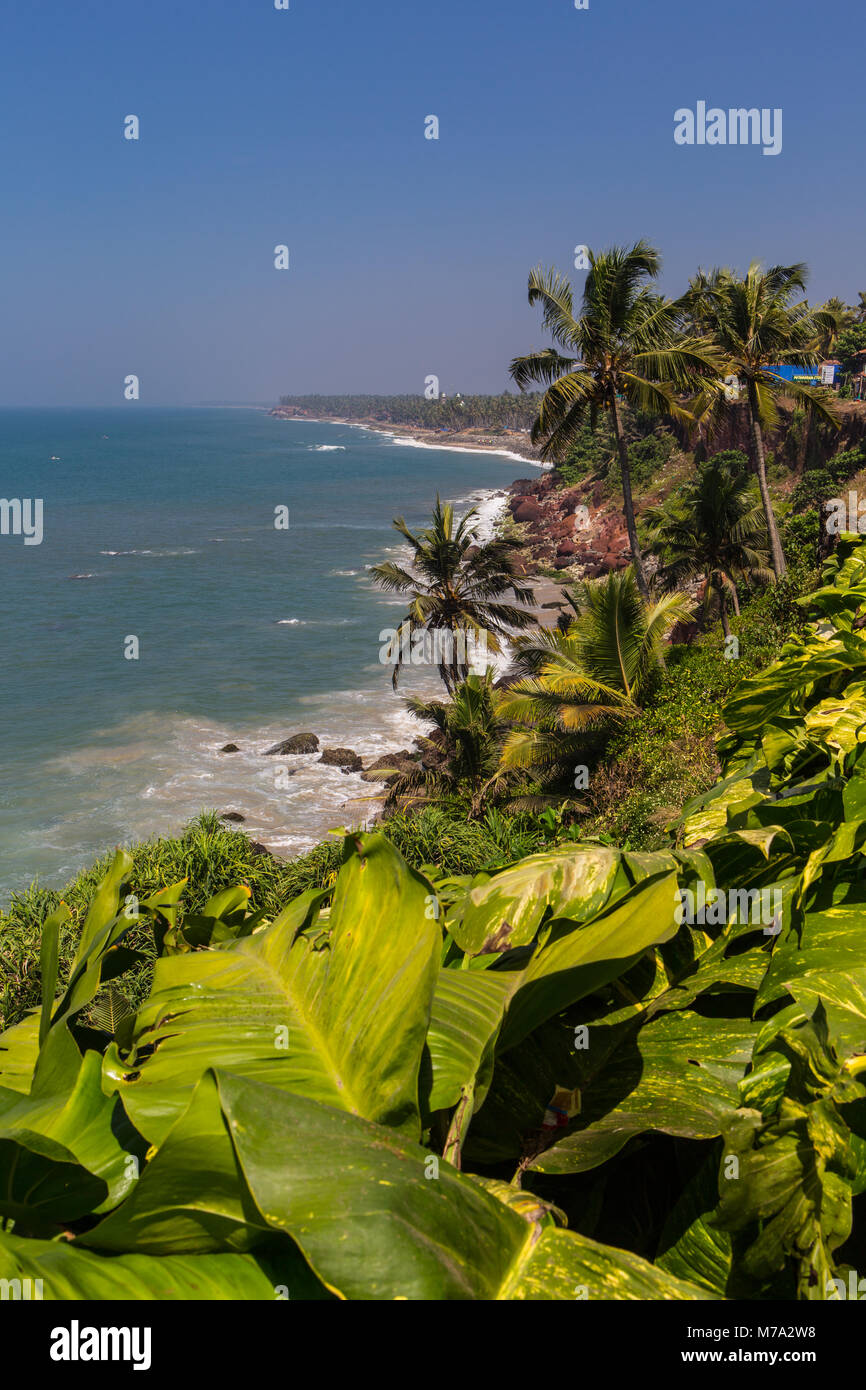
left=4, top=249, right=866, bottom=1301
left=276, top=392, right=543, bottom=432
left=4, top=540, right=866, bottom=1299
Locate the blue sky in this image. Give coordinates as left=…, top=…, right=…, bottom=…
left=1, top=0, right=862, bottom=405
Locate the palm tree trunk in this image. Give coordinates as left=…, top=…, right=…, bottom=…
left=747, top=383, right=787, bottom=580
left=610, top=389, right=650, bottom=598
left=718, top=583, right=731, bottom=640
left=799, top=402, right=813, bottom=473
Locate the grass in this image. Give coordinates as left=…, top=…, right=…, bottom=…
left=582, top=561, right=817, bottom=848
left=0, top=805, right=558, bottom=1034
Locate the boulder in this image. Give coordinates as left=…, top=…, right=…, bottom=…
left=556, top=538, right=577, bottom=557
left=319, top=747, right=363, bottom=771
left=360, top=751, right=419, bottom=782
left=221, top=811, right=245, bottom=823
left=219, top=743, right=240, bottom=753
left=513, top=498, right=544, bottom=524
left=263, top=733, right=319, bottom=755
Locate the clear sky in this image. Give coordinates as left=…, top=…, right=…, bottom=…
left=1, top=0, right=862, bottom=405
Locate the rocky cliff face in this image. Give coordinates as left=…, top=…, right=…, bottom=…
left=508, top=472, right=631, bottom=575
left=509, top=400, right=866, bottom=578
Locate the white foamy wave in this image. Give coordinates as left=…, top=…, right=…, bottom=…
left=328, top=569, right=360, bottom=577
left=276, top=617, right=359, bottom=627
left=99, top=548, right=200, bottom=557
left=309, top=444, right=346, bottom=452
left=376, top=430, right=540, bottom=466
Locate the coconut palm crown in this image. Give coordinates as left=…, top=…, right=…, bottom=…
left=682, top=262, right=840, bottom=579
left=499, top=567, right=691, bottom=772
left=370, top=496, right=535, bottom=692
left=510, top=241, right=724, bottom=597
left=644, top=453, right=770, bottom=639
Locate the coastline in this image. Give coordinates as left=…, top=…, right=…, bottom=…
left=192, top=418, right=565, bottom=864
left=0, top=410, right=565, bottom=899
left=269, top=408, right=548, bottom=468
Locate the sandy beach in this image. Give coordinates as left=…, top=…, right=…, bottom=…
left=269, top=408, right=546, bottom=466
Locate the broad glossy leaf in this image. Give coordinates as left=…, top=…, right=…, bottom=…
left=216, top=1070, right=713, bottom=1300
left=449, top=844, right=622, bottom=955
left=715, top=1013, right=861, bottom=1299
left=110, top=833, right=440, bottom=1144
left=531, top=1012, right=760, bottom=1174
left=497, top=870, right=681, bottom=1053
left=425, top=969, right=512, bottom=1114
left=0, top=1229, right=279, bottom=1300
left=756, top=884, right=866, bottom=1055
left=0, top=1014, right=41, bottom=1095
left=83, top=1070, right=267, bottom=1254
left=656, top=1154, right=732, bottom=1297
left=0, top=1048, right=140, bottom=1225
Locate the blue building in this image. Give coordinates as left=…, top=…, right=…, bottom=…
left=766, top=362, right=841, bottom=388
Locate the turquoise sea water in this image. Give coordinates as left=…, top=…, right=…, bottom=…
left=0, top=408, right=528, bottom=900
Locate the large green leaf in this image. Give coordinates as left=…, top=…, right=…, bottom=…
left=425, top=969, right=512, bottom=1115
left=0, top=1229, right=279, bottom=1300
left=0, top=1046, right=141, bottom=1229
left=656, top=1153, right=733, bottom=1297
left=715, top=1012, right=862, bottom=1299
left=448, top=844, right=623, bottom=956
left=426, top=870, right=682, bottom=1122
left=497, top=869, right=681, bottom=1052
left=0, top=1014, right=41, bottom=1095
left=757, top=883, right=866, bottom=1056
left=107, top=834, right=440, bottom=1144
left=215, top=1070, right=713, bottom=1300
left=531, top=1012, right=760, bottom=1174
left=82, top=1070, right=271, bottom=1256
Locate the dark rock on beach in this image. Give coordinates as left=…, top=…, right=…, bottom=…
left=360, top=751, right=419, bottom=783
left=221, top=812, right=245, bottom=822
left=263, top=733, right=319, bottom=755
left=320, top=747, right=363, bottom=771
left=219, top=743, right=240, bottom=753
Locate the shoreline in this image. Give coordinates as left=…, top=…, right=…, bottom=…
left=269, top=409, right=548, bottom=468
left=0, top=416, right=564, bottom=901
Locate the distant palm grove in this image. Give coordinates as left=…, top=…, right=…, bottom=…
left=276, top=392, right=544, bottom=431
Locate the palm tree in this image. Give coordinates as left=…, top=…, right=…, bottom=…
left=380, top=671, right=509, bottom=817
left=682, top=263, right=840, bottom=580
left=644, top=455, right=770, bottom=640
left=370, top=496, right=535, bottom=693
left=510, top=242, right=723, bottom=598
left=498, top=568, right=690, bottom=773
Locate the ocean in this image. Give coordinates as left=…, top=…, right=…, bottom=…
left=0, top=408, right=530, bottom=903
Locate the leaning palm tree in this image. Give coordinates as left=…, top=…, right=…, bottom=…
left=644, top=455, right=770, bottom=640
left=499, top=567, right=691, bottom=772
left=510, top=242, right=724, bottom=597
left=682, top=262, right=840, bottom=580
left=370, top=496, right=535, bottom=693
